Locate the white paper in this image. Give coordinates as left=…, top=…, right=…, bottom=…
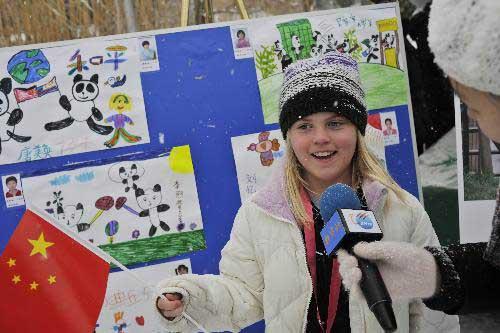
left=231, top=129, right=285, bottom=202
left=22, top=147, right=204, bottom=263
left=454, top=95, right=496, bottom=243
left=95, top=259, right=192, bottom=333
left=0, top=38, right=150, bottom=165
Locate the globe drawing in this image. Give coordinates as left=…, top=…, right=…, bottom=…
left=7, top=49, right=50, bottom=84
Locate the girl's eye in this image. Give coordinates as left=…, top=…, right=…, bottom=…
left=328, top=121, right=343, bottom=128
left=296, top=123, right=311, bottom=130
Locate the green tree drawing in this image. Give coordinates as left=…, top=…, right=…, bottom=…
left=255, top=45, right=277, bottom=79
left=344, top=28, right=362, bottom=62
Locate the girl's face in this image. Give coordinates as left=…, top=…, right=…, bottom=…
left=288, top=112, right=357, bottom=194
left=451, top=78, right=500, bottom=142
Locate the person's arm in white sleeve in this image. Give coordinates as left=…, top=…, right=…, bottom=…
left=154, top=205, right=264, bottom=332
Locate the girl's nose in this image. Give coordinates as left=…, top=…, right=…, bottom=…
left=313, top=127, right=330, bottom=144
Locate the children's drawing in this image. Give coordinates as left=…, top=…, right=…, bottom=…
left=22, top=148, right=205, bottom=266
left=45, top=190, right=90, bottom=232
left=44, top=74, right=113, bottom=135
left=75, top=171, right=95, bottom=183
left=135, top=184, right=171, bottom=237
left=105, top=220, right=119, bottom=244
left=67, top=49, right=89, bottom=75
left=247, top=131, right=281, bottom=166
left=104, top=93, right=142, bottom=148
left=232, top=129, right=285, bottom=202
left=104, top=75, right=127, bottom=88
left=115, top=196, right=140, bottom=216
left=0, top=77, right=31, bottom=154
left=361, top=35, right=380, bottom=63
left=108, top=162, right=145, bottom=193
left=249, top=8, right=408, bottom=124
left=88, top=195, right=115, bottom=227
left=377, top=18, right=400, bottom=69
left=7, top=49, right=50, bottom=84
left=13, top=76, right=59, bottom=103
left=104, top=45, right=128, bottom=71
left=274, top=40, right=293, bottom=70
left=0, top=38, right=150, bottom=165
left=95, top=259, right=191, bottom=333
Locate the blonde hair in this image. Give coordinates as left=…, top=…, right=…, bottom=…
left=284, top=131, right=407, bottom=227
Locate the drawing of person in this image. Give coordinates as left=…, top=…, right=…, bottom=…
left=235, top=30, right=250, bottom=48
left=382, top=118, right=398, bottom=136
left=104, top=93, right=142, bottom=148
left=140, top=40, right=157, bottom=61
left=5, top=176, right=22, bottom=198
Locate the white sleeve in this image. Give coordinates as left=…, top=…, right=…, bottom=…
left=153, top=205, right=264, bottom=332
left=408, top=197, right=460, bottom=333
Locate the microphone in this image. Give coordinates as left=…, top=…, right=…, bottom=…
left=319, top=183, right=397, bottom=332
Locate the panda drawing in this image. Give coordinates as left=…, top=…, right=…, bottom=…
left=119, top=163, right=140, bottom=192
left=291, top=35, right=305, bottom=59
left=135, top=184, right=170, bottom=237
left=62, top=203, right=90, bottom=232
left=0, top=77, right=31, bottom=154
left=44, top=74, right=113, bottom=135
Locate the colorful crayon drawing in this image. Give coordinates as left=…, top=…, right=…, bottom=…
left=249, top=7, right=408, bottom=124
left=22, top=148, right=205, bottom=266
left=0, top=38, right=150, bottom=165
left=247, top=131, right=281, bottom=166
left=0, top=77, right=31, bottom=154
left=104, top=93, right=142, bottom=148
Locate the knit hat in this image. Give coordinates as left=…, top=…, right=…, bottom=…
left=279, top=51, right=367, bottom=139
left=428, top=0, right=500, bottom=95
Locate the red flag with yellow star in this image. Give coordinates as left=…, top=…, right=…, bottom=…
left=0, top=210, right=109, bottom=333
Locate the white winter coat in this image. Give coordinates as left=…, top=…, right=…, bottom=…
left=154, top=170, right=457, bottom=332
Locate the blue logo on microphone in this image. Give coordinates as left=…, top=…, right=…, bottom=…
left=355, top=213, right=373, bottom=230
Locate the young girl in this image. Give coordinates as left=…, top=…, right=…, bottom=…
left=153, top=51, right=446, bottom=332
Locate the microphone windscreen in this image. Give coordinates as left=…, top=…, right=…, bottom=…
left=320, top=183, right=361, bottom=221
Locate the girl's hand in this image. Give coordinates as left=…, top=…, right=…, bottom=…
left=156, top=293, right=184, bottom=320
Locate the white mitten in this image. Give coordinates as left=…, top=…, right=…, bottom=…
left=337, top=241, right=439, bottom=301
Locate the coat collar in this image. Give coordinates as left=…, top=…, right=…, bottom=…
left=251, top=162, right=389, bottom=224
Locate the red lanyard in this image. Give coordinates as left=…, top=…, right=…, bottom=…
left=301, top=188, right=342, bottom=333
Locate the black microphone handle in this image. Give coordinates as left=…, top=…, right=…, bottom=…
left=355, top=255, right=397, bottom=332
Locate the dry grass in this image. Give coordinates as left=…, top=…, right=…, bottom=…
left=0, top=0, right=405, bottom=48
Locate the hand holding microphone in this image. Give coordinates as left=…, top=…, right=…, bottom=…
left=319, top=183, right=397, bottom=331
left=337, top=241, right=440, bottom=301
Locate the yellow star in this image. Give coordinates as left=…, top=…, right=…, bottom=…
left=29, top=281, right=39, bottom=291
left=47, top=275, right=56, bottom=285
left=28, top=232, right=54, bottom=258
left=6, top=258, right=16, bottom=267
left=12, top=275, right=21, bottom=284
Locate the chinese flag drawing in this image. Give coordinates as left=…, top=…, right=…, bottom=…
left=0, top=210, right=110, bottom=333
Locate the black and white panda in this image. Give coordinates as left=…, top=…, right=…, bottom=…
left=135, top=184, right=170, bottom=237
left=44, top=74, right=113, bottom=135
left=291, top=35, right=305, bottom=59
left=119, top=163, right=140, bottom=192
left=62, top=203, right=89, bottom=232
left=311, top=30, right=324, bottom=57
left=311, top=44, right=324, bottom=57
left=0, top=77, right=31, bottom=154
